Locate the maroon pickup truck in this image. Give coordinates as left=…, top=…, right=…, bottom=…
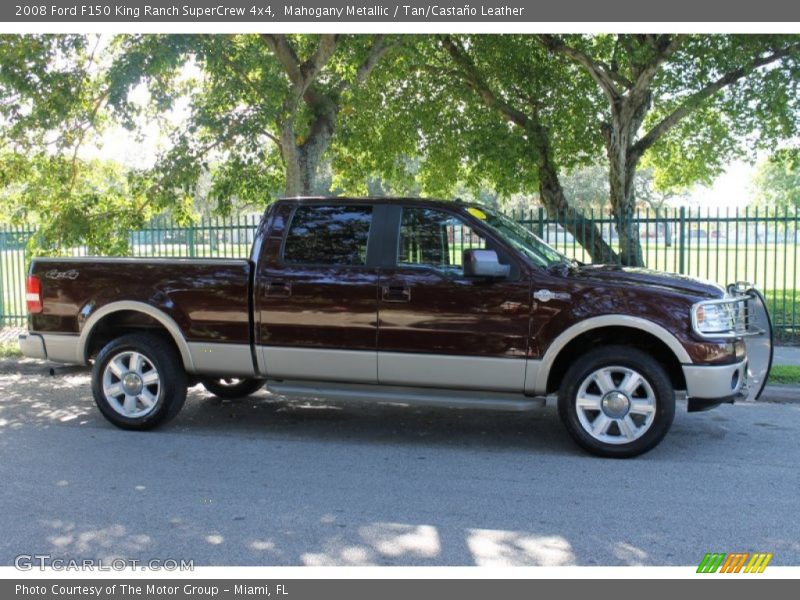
left=19, top=197, right=773, bottom=457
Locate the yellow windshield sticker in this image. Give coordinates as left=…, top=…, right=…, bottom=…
left=467, top=207, right=487, bottom=220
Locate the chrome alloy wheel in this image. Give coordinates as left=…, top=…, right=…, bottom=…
left=102, top=350, right=161, bottom=418
left=574, top=366, right=657, bottom=445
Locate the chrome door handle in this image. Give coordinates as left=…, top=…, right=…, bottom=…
left=265, top=280, right=292, bottom=298
left=382, top=285, right=411, bottom=303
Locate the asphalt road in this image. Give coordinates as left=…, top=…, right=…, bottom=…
left=1, top=358, right=798, bottom=567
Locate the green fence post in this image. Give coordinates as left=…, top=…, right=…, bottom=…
left=187, top=226, right=196, bottom=258
left=678, top=206, right=687, bottom=275
left=537, top=207, right=545, bottom=238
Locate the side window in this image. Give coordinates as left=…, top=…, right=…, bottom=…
left=398, top=208, right=487, bottom=275
left=283, top=205, right=373, bottom=266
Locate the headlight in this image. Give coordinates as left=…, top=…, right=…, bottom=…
left=692, top=300, right=737, bottom=336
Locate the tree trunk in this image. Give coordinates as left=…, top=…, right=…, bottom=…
left=531, top=125, right=618, bottom=264
left=603, top=101, right=648, bottom=267
left=607, top=149, right=645, bottom=266
left=280, top=121, right=307, bottom=196
left=280, top=93, right=337, bottom=196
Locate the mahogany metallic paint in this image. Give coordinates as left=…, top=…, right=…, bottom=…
left=27, top=197, right=740, bottom=369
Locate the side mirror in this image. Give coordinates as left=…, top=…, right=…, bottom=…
left=463, top=249, right=511, bottom=279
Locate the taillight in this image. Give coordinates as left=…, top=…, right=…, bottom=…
left=26, top=275, right=43, bottom=314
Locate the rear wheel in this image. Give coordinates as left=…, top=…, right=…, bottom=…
left=557, top=346, right=675, bottom=458
left=91, top=333, right=188, bottom=430
left=200, top=377, right=265, bottom=399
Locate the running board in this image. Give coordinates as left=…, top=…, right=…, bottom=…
left=265, top=380, right=547, bottom=412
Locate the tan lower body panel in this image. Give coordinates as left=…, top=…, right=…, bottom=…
left=186, top=342, right=256, bottom=377
left=259, top=347, right=377, bottom=383
left=378, top=351, right=527, bottom=392
left=258, top=346, right=532, bottom=392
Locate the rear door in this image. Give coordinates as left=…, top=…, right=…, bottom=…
left=254, top=202, right=382, bottom=383
left=376, top=205, right=531, bottom=392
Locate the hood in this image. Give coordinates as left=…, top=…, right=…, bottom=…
left=565, top=264, right=725, bottom=299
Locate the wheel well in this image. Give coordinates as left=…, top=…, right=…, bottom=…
left=545, top=326, right=686, bottom=394
left=84, top=310, right=181, bottom=362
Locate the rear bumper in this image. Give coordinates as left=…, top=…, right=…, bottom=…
left=18, top=333, right=47, bottom=360
left=682, top=359, right=747, bottom=400
left=18, top=332, right=82, bottom=363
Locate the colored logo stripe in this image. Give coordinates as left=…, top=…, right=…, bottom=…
left=697, top=552, right=773, bottom=573
left=697, top=553, right=726, bottom=573
left=744, top=553, right=773, bottom=573
left=720, top=553, right=749, bottom=573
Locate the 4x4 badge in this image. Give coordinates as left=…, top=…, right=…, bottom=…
left=44, top=269, right=79, bottom=280
left=533, top=289, right=570, bottom=303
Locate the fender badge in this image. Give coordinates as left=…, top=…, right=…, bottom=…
left=533, top=289, right=570, bottom=303
left=44, top=269, right=79, bottom=280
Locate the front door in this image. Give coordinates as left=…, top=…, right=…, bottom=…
left=377, top=206, right=531, bottom=392
left=255, top=203, right=380, bottom=383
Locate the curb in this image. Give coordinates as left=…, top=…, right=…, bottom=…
left=758, top=384, right=800, bottom=403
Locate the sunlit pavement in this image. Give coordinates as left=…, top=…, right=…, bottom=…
left=1, top=359, right=798, bottom=567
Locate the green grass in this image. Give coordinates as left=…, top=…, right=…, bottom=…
left=763, top=290, right=800, bottom=345
left=0, top=340, right=22, bottom=358
left=769, top=365, right=800, bottom=385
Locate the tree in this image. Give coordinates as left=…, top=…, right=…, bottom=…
left=560, top=165, right=609, bottom=212
left=753, top=148, right=800, bottom=211
left=540, top=34, right=800, bottom=265
left=0, top=152, right=160, bottom=255
left=106, top=34, right=399, bottom=201
left=337, top=35, right=619, bottom=263
left=1, top=34, right=401, bottom=252
left=0, top=35, right=165, bottom=253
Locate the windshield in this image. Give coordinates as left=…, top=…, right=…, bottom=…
left=474, top=207, right=572, bottom=268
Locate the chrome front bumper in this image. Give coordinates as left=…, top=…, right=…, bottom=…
left=682, top=359, right=748, bottom=401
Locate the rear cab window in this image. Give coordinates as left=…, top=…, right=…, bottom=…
left=282, top=205, right=373, bottom=266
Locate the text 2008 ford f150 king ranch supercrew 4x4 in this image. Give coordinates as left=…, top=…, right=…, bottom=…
left=18, top=197, right=774, bottom=457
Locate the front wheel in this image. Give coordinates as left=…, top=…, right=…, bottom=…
left=557, top=346, right=675, bottom=458
left=91, top=333, right=188, bottom=430
left=200, top=377, right=265, bottom=399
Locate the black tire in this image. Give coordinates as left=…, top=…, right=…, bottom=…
left=557, top=345, right=675, bottom=458
left=91, top=333, right=188, bottom=430
left=200, top=377, right=265, bottom=399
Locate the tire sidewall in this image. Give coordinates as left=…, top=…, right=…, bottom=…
left=91, top=334, right=185, bottom=430
left=558, top=346, right=676, bottom=458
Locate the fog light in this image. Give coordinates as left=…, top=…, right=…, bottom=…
left=731, top=369, right=740, bottom=390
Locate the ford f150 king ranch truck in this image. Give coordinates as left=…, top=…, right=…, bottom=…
left=19, top=197, right=773, bottom=457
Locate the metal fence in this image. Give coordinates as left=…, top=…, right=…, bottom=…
left=1, top=207, right=798, bottom=343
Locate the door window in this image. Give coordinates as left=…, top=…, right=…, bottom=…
left=283, top=205, right=373, bottom=266
left=398, top=208, right=487, bottom=276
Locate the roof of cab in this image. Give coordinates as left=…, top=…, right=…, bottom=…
left=275, top=196, right=477, bottom=209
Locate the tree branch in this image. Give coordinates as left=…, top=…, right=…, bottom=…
left=300, top=34, right=339, bottom=85
left=334, top=35, right=401, bottom=96
left=539, top=34, right=621, bottom=104
left=439, top=35, right=530, bottom=129
left=355, top=35, right=398, bottom=85
left=260, top=34, right=303, bottom=86
left=630, top=35, right=686, bottom=97
left=632, top=42, right=800, bottom=157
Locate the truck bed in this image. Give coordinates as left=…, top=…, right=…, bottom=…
left=26, top=257, right=253, bottom=370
